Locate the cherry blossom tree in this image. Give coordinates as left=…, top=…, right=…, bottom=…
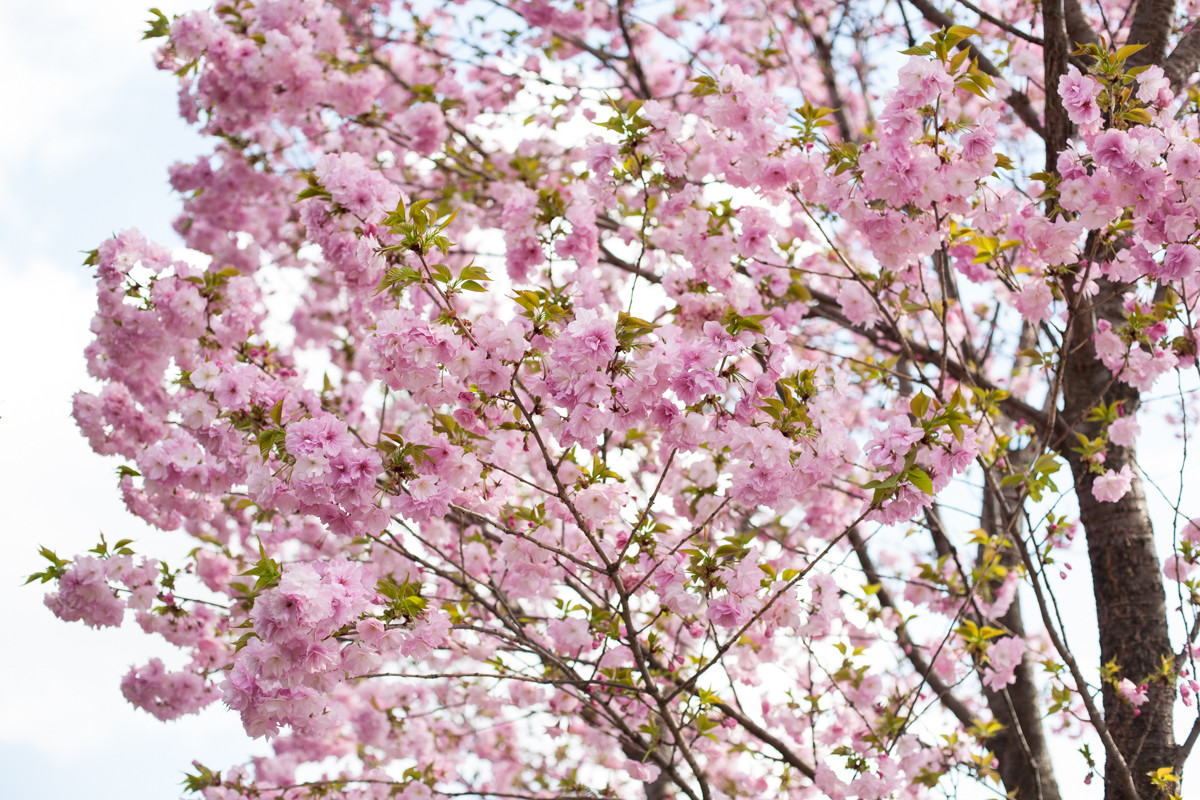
left=31, top=0, right=1200, bottom=798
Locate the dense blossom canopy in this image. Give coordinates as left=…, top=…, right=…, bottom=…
left=33, top=0, right=1200, bottom=798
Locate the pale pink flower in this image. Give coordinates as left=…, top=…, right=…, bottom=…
left=1014, top=280, right=1054, bottom=324
left=1107, top=415, right=1140, bottom=447
left=983, top=635, right=1025, bottom=691
left=1164, top=554, right=1197, bottom=582
left=1093, top=465, right=1134, bottom=503
left=837, top=281, right=879, bottom=327
left=707, top=597, right=751, bottom=629
left=1117, top=678, right=1149, bottom=708
left=1136, top=65, right=1171, bottom=106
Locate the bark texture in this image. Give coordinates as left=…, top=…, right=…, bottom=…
left=1062, top=283, right=1178, bottom=799
left=1164, top=21, right=1200, bottom=91
left=1127, top=0, right=1178, bottom=68
left=1043, top=0, right=1072, bottom=170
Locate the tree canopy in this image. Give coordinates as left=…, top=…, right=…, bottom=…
left=31, top=1, right=1200, bottom=798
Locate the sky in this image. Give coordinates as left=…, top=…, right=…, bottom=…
left=0, top=2, right=262, bottom=798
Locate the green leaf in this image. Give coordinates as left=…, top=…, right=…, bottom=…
left=1123, top=107, right=1153, bottom=125
left=24, top=546, right=71, bottom=584
left=144, top=8, right=171, bottom=40
left=384, top=196, right=407, bottom=226
left=956, top=79, right=990, bottom=99
left=239, top=544, right=282, bottom=594
left=437, top=206, right=460, bottom=232
left=296, top=186, right=330, bottom=200
left=1033, top=453, right=1061, bottom=475
left=268, top=398, right=284, bottom=427
left=945, top=25, right=981, bottom=44
left=909, top=393, right=931, bottom=418
left=1113, top=43, right=1147, bottom=64
left=688, top=75, right=718, bottom=97
left=460, top=263, right=491, bottom=282
left=906, top=467, right=934, bottom=495
left=948, top=48, right=970, bottom=74
left=182, top=762, right=223, bottom=793
left=863, top=473, right=903, bottom=491
left=256, top=428, right=286, bottom=460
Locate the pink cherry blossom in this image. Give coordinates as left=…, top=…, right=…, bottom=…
left=35, top=5, right=1200, bottom=799
left=1058, top=68, right=1102, bottom=130
left=1093, top=465, right=1134, bottom=503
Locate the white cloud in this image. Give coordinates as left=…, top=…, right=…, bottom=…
left=0, top=1, right=197, bottom=216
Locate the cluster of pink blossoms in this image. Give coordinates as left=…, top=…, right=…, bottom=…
left=225, top=560, right=380, bottom=737
left=44, top=554, right=157, bottom=629
left=36, top=1, right=1200, bottom=799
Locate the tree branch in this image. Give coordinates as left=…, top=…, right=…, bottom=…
left=792, top=1, right=854, bottom=141
left=804, top=288, right=1062, bottom=440
left=847, top=528, right=980, bottom=731
left=1164, top=20, right=1200, bottom=92
left=615, top=0, right=654, bottom=99
left=1064, top=0, right=1101, bottom=48
left=1043, top=0, right=1071, bottom=171
left=712, top=700, right=818, bottom=779
left=952, top=0, right=1043, bottom=44
left=903, top=0, right=1045, bottom=137
left=1125, top=0, right=1178, bottom=68
left=977, top=456, right=1062, bottom=800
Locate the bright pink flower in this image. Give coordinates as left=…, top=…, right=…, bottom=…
left=894, top=56, right=953, bottom=108
left=121, top=658, right=218, bottom=721
left=1117, top=678, right=1149, bottom=708
left=1091, top=130, right=1137, bottom=173
left=1093, top=319, right=1127, bottom=372
left=1058, top=67, right=1102, bottom=129
left=1161, top=243, right=1200, bottom=281
left=44, top=556, right=125, bottom=628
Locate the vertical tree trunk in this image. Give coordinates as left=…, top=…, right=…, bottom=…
left=1062, top=285, right=1178, bottom=799
left=1044, top=0, right=1181, bottom=783
left=1043, top=0, right=1071, bottom=169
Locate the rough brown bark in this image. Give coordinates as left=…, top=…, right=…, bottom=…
left=1164, top=21, right=1200, bottom=92
left=1065, top=0, right=1101, bottom=48
left=1061, top=282, right=1179, bottom=799
left=1043, top=3, right=1185, bottom=792
left=1044, top=0, right=1072, bottom=171
left=1126, top=0, right=1178, bottom=68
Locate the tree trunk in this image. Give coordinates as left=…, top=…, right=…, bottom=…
left=1062, top=282, right=1178, bottom=799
